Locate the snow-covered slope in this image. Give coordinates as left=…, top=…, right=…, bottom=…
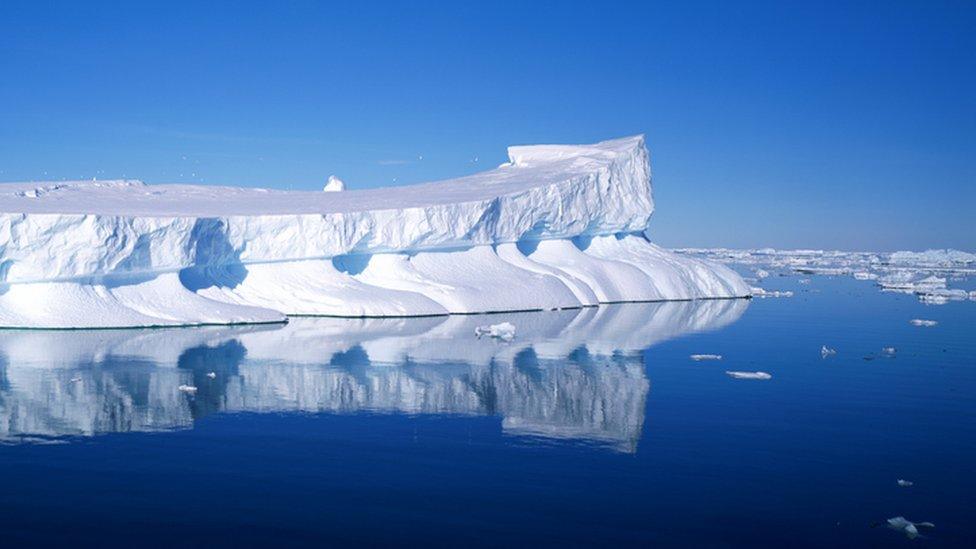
left=0, top=135, right=748, bottom=327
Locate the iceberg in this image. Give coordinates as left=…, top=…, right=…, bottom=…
left=725, top=371, right=772, bottom=380
left=0, top=136, right=748, bottom=328
left=883, top=516, right=935, bottom=540
left=910, top=319, right=938, bottom=327
left=689, top=354, right=722, bottom=361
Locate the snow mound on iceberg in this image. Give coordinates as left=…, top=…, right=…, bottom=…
left=0, top=135, right=748, bottom=328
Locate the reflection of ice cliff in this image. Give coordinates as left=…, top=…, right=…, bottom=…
left=0, top=299, right=746, bottom=451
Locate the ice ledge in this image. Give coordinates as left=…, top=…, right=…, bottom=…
left=0, top=135, right=653, bottom=283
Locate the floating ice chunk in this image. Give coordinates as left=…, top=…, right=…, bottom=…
left=853, top=271, right=877, bottom=280
left=882, top=347, right=897, bottom=356
left=916, top=275, right=947, bottom=289
left=910, top=319, right=938, bottom=327
left=69, top=377, right=82, bottom=383
left=970, top=290, right=976, bottom=301
left=896, top=479, right=913, bottom=487
left=798, top=278, right=811, bottom=284
left=821, top=345, right=836, bottom=358
left=177, top=384, right=198, bottom=393
left=475, top=321, right=516, bottom=341
left=917, top=288, right=969, bottom=305
left=884, top=516, right=934, bottom=539
left=690, top=354, right=722, bottom=361
left=754, top=269, right=769, bottom=279
left=880, top=273, right=946, bottom=294
left=322, top=175, right=345, bottom=192
left=750, top=287, right=793, bottom=298
left=725, top=371, right=772, bottom=380
left=206, top=372, right=216, bottom=379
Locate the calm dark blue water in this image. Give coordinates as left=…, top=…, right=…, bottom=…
left=0, top=276, right=973, bottom=547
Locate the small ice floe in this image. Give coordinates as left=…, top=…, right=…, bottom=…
left=750, top=287, right=793, bottom=298
left=969, top=290, right=976, bottom=301
left=896, top=479, right=914, bottom=487
left=917, top=288, right=969, bottom=305
left=882, top=347, right=897, bottom=356
left=910, top=319, right=938, bottom=327
left=323, top=175, right=346, bottom=192
left=820, top=345, right=837, bottom=358
left=206, top=371, right=217, bottom=379
left=798, top=278, right=811, bottom=285
left=880, top=273, right=946, bottom=294
left=178, top=384, right=198, bottom=394
left=69, top=377, right=82, bottom=383
left=882, top=516, right=934, bottom=540
left=853, top=271, right=878, bottom=281
left=725, top=371, right=772, bottom=380
left=755, top=269, right=770, bottom=279
left=690, top=354, right=722, bottom=361
left=475, top=321, right=516, bottom=341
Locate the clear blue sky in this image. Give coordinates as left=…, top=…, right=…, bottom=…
left=1, top=1, right=973, bottom=251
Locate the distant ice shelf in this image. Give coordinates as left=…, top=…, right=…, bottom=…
left=678, top=247, right=976, bottom=306
left=0, top=135, right=749, bottom=328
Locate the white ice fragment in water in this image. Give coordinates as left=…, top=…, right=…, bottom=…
left=896, top=479, right=913, bottom=487
left=882, top=347, right=897, bottom=356
left=69, top=377, right=82, bottom=383
left=821, top=345, right=836, bottom=358
left=323, top=175, right=346, bottom=192
left=881, top=273, right=948, bottom=296
left=690, top=354, right=722, bottom=361
left=206, top=371, right=217, bottom=379
left=475, top=321, right=516, bottom=341
left=910, top=319, right=938, bottom=327
left=725, top=371, right=772, bottom=380
left=798, top=278, right=811, bottom=284
left=853, top=271, right=877, bottom=280
left=885, top=516, right=934, bottom=539
left=917, top=288, right=969, bottom=304
left=750, top=287, right=793, bottom=298
left=178, top=384, right=198, bottom=393
left=754, top=269, right=769, bottom=279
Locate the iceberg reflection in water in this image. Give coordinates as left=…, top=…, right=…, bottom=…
left=0, top=299, right=747, bottom=451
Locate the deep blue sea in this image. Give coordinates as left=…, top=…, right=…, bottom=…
left=0, top=276, right=973, bottom=547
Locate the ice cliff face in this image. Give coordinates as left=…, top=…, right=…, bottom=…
left=0, top=136, right=749, bottom=327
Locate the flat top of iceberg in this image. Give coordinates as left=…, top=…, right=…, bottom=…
left=0, top=135, right=644, bottom=217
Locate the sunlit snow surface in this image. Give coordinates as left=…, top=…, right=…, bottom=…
left=0, top=136, right=747, bottom=328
